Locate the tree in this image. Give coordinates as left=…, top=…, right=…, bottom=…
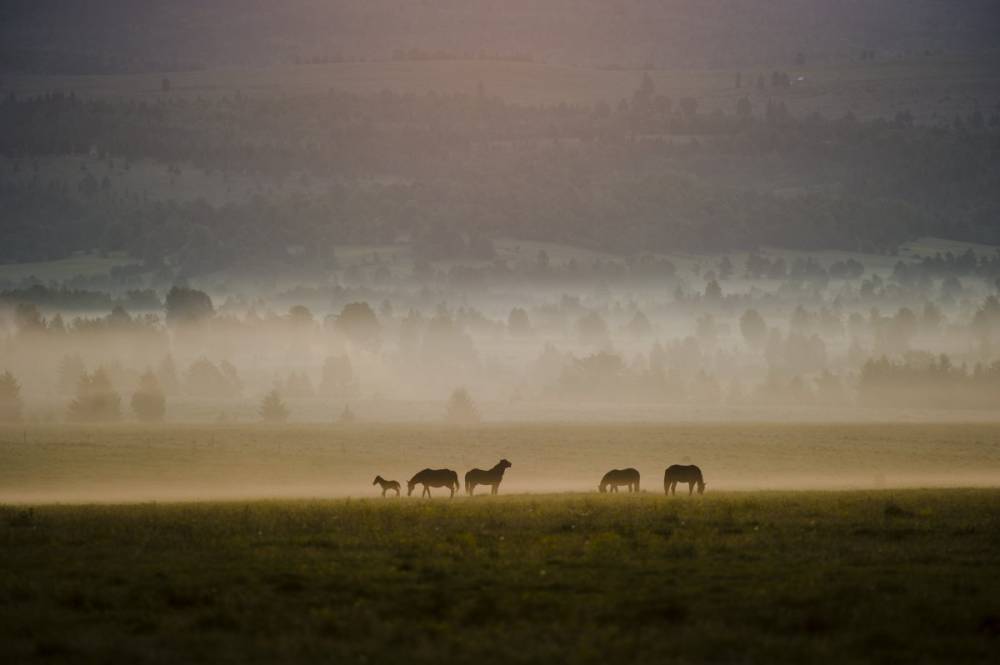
left=335, top=302, right=381, bottom=351
left=259, top=389, right=290, bottom=423
left=704, top=279, right=722, bottom=302
left=285, top=371, right=315, bottom=399
left=339, top=404, right=357, bottom=424
left=57, top=354, right=86, bottom=395
left=507, top=307, right=532, bottom=336
left=0, top=370, right=23, bottom=422
left=735, top=96, right=752, bottom=120
left=165, top=286, right=214, bottom=325
left=67, top=368, right=121, bottom=422
left=157, top=354, right=180, bottom=396
left=287, top=305, right=314, bottom=329
left=718, top=256, right=734, bottom=280
left=625, top=311, right=652, bottom=337
left=319, top=355, right=357, bottom=397
left=185, top=358, right=241, bottom=399
left=576, top=311, right=609, bottom=345
left=131, top=369, right=166, bottom=422
left=740, top=309, right=768, bottom=349
left=445, top=388, right=480, bottom=424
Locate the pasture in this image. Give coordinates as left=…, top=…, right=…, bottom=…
left=2, top=490, right=999, bottom=663
left=2, top=423, right=1000, bottom=503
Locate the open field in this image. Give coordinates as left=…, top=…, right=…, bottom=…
left=6, top=56, right=1000, bottom=121
left=2, top=490, right=998, bottom=663
left=2, top=423, right=999, bottom=503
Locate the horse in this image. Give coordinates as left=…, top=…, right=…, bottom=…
left=372, top=475, right=401, bottom=497
left=599, top=468, right=640, bottom=493
left=465, top=459, right=512, bottom=496
left=664, top=464, right=706, bottom=495
left=407, top=468, right=460, bottom=497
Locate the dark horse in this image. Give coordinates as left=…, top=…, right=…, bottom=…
left=465, top=459, right=512, bottom=496
left=372, top=475, right=401, bottom=497
left=664, top=465, right=706, bottom=495
left=599, top=468, right=640, bottom=493
left=407, top=468, right=460, bottom=497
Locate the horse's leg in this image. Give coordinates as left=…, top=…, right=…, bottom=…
left=449, top=485, right=455, bottom=498
left=492, top=483, right=498, bottom=495
left=671, top=482, right=677, bottom=496
left=688, top=482, right=694, bottom=496
left=423, top=485, right=430, bottom=498
left=381, top=488, right=386, bottom=497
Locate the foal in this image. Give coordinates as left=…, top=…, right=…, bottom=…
left=372, top=475, right=401, bottom=497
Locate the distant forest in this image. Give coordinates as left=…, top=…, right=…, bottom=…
left=1, top=80, right=998, bottom=272
left=2, top=0, right=999, bottom=73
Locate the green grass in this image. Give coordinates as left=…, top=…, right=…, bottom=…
left=2, top=490, right=998, bottom=663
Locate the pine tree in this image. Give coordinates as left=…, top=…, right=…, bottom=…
left=0, top=370, right=23, bottom=422
left=259, top=389, right=290, bottom=423
left=57, top=354, right=86, bottom=395
left=131, top=369, right=166, bottom=422
left=67, top=368, right=121, bottom=422
left=445, top=388, right=480, bottom=424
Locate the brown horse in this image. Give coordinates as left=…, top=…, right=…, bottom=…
left=664, top=465, right=706, bottom=495
left=372, top=475, right=401, bottom=497
left=407, top=468, right=460, bottom=497
left=599, top=468, right=640, bottom=493
left=465, top=459, right=512, bottom=496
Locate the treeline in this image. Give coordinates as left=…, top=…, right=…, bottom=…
left=2, top=85, right=999, bottom=269
left=860, top=354, right=1000, bottom=409
left=0, top=285, right=161, bottom=311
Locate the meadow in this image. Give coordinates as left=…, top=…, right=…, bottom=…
left=2, top=490, right=998, bottom=664
left=2, top=423, right=1000, bottom=503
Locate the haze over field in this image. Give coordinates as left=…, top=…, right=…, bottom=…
left=3, top=3, right=1000, bottom=663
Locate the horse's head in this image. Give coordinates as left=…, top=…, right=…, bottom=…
left=499, top=459, right=512, bottom=470
left=372, top=476, right=382, bottom=486
left=697, top=481, right=706, bottom=495
left=407, top=481, right=416, bottom=496
left=598, top=481, right=608, bottom=493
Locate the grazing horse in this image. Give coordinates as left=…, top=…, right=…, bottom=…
left=372, top=475, right=401, bottom=497
left=407, top=468, right=460, bottom=498
left=465, top=459, right=512, bottom=496
left=664, top=465, right=706, bottom=495
left=599, top=468, right=640, bottom=493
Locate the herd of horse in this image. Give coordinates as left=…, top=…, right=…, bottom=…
left=373, top=460, right=706, bottom=497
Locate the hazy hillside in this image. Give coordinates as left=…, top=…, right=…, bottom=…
left=2, top=0, right=999, bottom=74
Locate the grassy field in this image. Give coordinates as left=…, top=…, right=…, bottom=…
left=2, top=423, right=1000, bottom=503
left=2, top=490, right=998, bottom=663
left=7, top=56, right=999, bottom=120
